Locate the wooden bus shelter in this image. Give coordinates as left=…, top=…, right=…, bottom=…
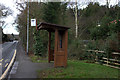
left=37, top=22, right=70, bottom=67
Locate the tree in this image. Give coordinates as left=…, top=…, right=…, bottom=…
left=90, top=15, right=112, bottom=40
left=0, top=4, right=13, bottom=43
left=16, top=1, right=67, bottom=55
left=106, top=0, right=111, bottom=8
left=68, top=0, right=90, bottom=38
left=34, top=2, right=67, bottom=56
left=0, top=4, right=12, bottom=18
left=69, top=1, right=78, bottom=38
left=0, top=4, right=13, bottom=29
left=42, top=2, right=61, bottom=24
left=16, top=2, right=44, bottom=53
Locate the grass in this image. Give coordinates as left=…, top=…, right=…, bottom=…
left=30, top=55, right=48, bottom=63
left=37, top=60, right=119, bottom=78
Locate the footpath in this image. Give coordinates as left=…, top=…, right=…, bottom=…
left=9, top=42, right=53, bottom=78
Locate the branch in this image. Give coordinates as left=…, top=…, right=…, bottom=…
left=15, top=2, right=26, bottom=12
left=0, top=4, right=13, bottom=17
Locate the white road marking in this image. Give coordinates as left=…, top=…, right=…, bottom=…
left=0, top=63, right=1, bottom=66
left=5, top=59, right=9, bottom=62
left=0, top=59, right=3, bottom=62
left=5, top=63, right=8, bottom=68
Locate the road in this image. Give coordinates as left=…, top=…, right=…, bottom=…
left=0, top=41, right=18, bottom=75
left=0, top=41, right=53, bottom=78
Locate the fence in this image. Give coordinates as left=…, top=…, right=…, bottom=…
left=87, top=50, right=120, bottom=69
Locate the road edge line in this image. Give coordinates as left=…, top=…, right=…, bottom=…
left=0, top=50, right=17, bottom=80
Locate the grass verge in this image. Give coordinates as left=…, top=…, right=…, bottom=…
left=37, top=60, right=119, bottom=78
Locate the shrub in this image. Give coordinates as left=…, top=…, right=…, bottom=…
left=68, top=38, right=86, bottom=60
left=34, top=30, right=48, bottom=57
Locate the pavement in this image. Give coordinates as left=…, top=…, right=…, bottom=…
left=9, top=42, right=54, bottom=78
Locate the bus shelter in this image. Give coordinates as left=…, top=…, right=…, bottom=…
left=37, top=22, right=69, bottom=67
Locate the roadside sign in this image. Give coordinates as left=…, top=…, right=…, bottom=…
left=31, top=19, right=36, bottom=26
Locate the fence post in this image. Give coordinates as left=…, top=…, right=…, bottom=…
left=96, top=50, right=98, bottom=62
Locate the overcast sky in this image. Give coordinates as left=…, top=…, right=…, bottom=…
left=0, top=0, right=19, bottom=34
left=0, top=0, right=119, bottom=35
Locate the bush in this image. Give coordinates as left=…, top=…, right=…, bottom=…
left=83, top=40, right=107, bottom=62
left=105, top=33, right=119, bottom=58
left=68, top=38, right=86, bottom=60
left=34, top=30, right=48, bottom=57
left=84, top=33, right=119, bottom=62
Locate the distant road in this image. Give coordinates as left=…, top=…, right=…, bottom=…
left=1, top=41, right=18, bottom=74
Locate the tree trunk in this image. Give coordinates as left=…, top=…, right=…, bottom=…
left=75, top=0, right=78, bottom=38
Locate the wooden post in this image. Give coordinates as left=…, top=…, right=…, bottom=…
left=48, top=31, right=51, bottom=63
left=54, top=29, right=58, bottom=67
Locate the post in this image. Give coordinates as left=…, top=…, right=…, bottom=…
left=54, top=29, right=58, bottom=67
left=48, top=31, right=51, bottom=63
left=0, top=22, right=2, bottom=77
left=26, top=1, right=29, bottom=55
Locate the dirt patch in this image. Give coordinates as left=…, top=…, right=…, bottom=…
left=85, top=60, right=95, bottom=63
left=38, top=69, right=63, bottom=78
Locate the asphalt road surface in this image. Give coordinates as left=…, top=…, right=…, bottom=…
left=1, top=41, right=18, bottom=74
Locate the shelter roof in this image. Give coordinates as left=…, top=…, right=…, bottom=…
left=37, top=22, right=70, bottom=31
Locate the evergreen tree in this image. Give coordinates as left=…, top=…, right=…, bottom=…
left=42, top=2, right=61, bottom=24
left=34, top=2, right=67, bottom=56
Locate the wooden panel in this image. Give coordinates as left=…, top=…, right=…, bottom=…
left=56, top=51, right=65, bottom=67
left=56, top=56, right=65, bottom=66
left=56, top=51, right=64, bottom=56
left=54, top=29, right=68, bottom=67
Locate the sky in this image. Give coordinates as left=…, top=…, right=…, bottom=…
left=0, top=0, right=119, bottom=35
left=0, top=0, right=20, bottom=35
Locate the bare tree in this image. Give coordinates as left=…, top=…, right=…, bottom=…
left=106, top=0, right=111, bottom=8
left=0, top=4, right=13, bottom=29
left=68, top=0, right=89, bottom=38
left=15, top=2, right=26, bottom=13
left=68, top=1, right=78, bottom=38
left=0, top=4, right=13, bottom=18
left=75, top=0, right=78, bottom=38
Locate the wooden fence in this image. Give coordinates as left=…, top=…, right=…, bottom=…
left=101, top=57, right=120, bottom=69
left=87, top=50, right=120, bottom=69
